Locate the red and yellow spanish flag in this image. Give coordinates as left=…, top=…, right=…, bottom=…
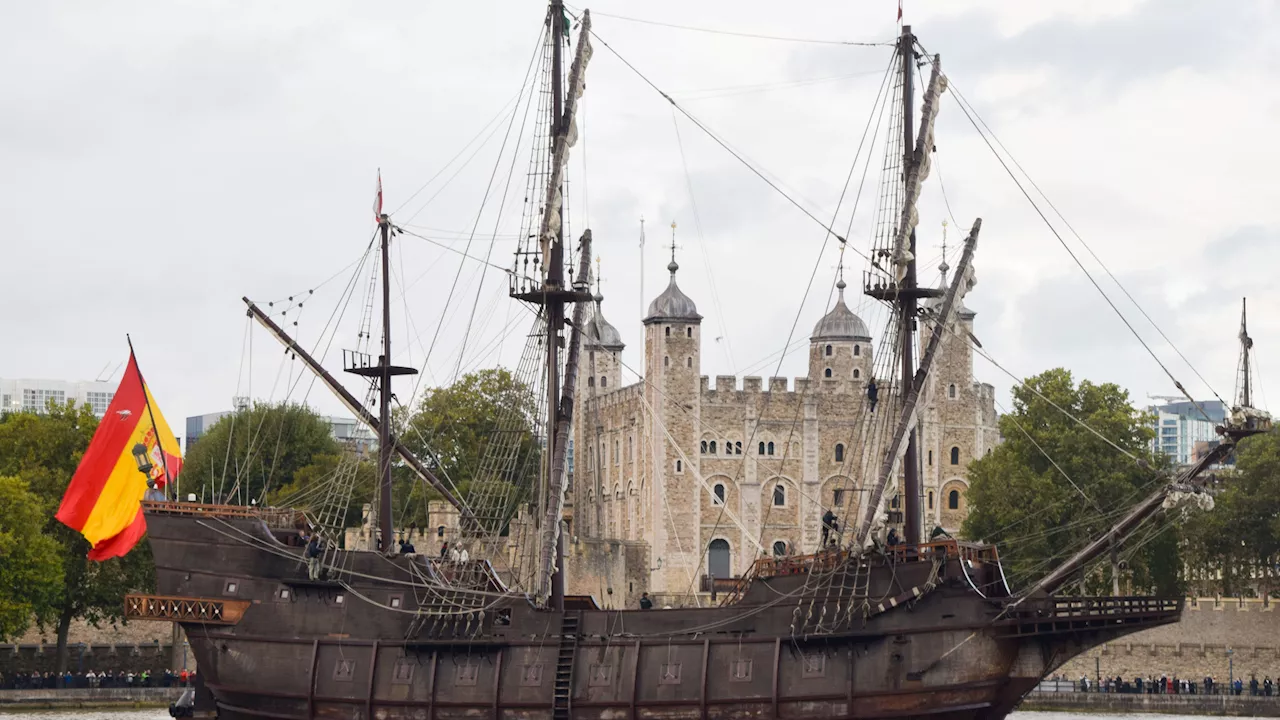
left=56, top=352, right=183, bottom=561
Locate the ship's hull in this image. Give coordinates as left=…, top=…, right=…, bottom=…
left=145, top=508, right=1177, bottom=720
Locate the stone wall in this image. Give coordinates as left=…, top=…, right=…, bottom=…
left=0, top=642, right=189, bottom=676
left=564, top=537, right=649, bottom=610
left=1058, top=597, right=1280, bottom=681
left=1021, top=689, right=1280, bottom=717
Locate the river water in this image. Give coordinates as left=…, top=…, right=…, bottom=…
left=0, top=707, right=1269, bottom=712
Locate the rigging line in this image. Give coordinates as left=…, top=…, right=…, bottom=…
left=389, top=92, right=524, bottom=217
left=255, top=251, right=371, bottom=313
left=994, top=398, right=1103, bottom=514
left=452, top=27, right=546, bottom=383
left=924, top=56, right=1222, bottom=421
left=841, top=52, right=897, bottom=242
left=300, top=235, right=380, bottom=405
left=586, top=26, right=874, bottom=262
left=670, top=110, right=736, bottom=373
left=932, top=154, right=961, bottom=231
left=673, top=70, right=887, bottom=100
left=573, top=7, right=891, bottom=47
left=396, top=227, right=530, bottom=280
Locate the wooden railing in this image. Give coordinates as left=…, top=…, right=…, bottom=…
left=142, top=501, right=300, bottom=528
left=124, top=594, right=251, bottom=625
left=996, top=596, right=1182, bottom=637
left=699, top=576, right=747, bottom=594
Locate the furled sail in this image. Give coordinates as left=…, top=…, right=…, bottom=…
left=538, top=13, right=594, bottom=274
left=890, top=56, right=947, bottom=282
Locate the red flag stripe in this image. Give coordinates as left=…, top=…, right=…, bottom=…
left=55, top=354, right=146, bottom=530
left=86, top=511, right=147, bottom=561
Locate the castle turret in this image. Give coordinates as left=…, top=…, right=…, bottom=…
left=584, top=292, right=625, bottom=390
left=809, top=278, right=873, bottom=386
left=643, top=257, right=701, bottom=594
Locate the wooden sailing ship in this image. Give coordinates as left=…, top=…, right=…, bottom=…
left=129, top=6, right=1271, bottom=720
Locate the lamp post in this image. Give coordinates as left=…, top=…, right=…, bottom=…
left=132, top=443, right=153, bottom=475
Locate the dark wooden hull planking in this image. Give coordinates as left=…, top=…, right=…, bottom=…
left=146, top=509, right=1179, bottom=720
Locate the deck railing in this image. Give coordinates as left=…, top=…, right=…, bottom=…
left=142, top=501, right=300, bottom=528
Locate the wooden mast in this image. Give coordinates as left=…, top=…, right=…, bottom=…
left=898, top=25, right=924, bottom=546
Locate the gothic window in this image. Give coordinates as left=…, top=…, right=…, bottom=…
left=767, top=441, right=775, bottom=456
left=675, top=459, right=683, bottom=473
left=832, top=489, right=845, bottom=506
left=615, top=440, right=620, bottom=464
left=834, top=444, right=845, bottom=462
left=853, top=368, right=860, bottom=379
left=824, top=368, right=833, bottom=378
left=664, top=356, right=670, bottom=368
left=772, top=540, right=787, bottom=557
left=709, top=440, right=717, bottom=454
left=724, top=442, right=732, bottom=456
left=928, top=450, right=933, bottom=466
left=950, top=447, right=960, bottom=465
left=713, top=483, right=725, bottom=505
left=948, top=490, right=960, bottom=510
left=854, top=345, right=861, bottom=356
left=687, top=357, right=693, bottom=368
left=758, top=441, right=765, bottom=455
left=665, top=327, right=671, bottom=337
left=701, top=440, right=708, bottom=454
left=601, top=376, right=607, bottom=387
left=825, top=344, right=832, bottom=357
left=891, top=494, right=900, bottom=509
left=734, top=441, right=742, bottom=455
left=437, top=525, right=445, bottom=538
left=948, top=383, right=956, bottom=399
left=928, top=491, right=934, bottom=510
left=687, top=327, right=692, bottom=338
left=773, top=484, right=785, bottom=506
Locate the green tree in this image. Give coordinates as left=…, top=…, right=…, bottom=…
left=182, top=402, right=342, bottom=505
left=960, top=368, right=1178, bottom=595
left=0, top=475, right=61, bottom=641
left=401, top=368, right=541, bottom=531
left=1182, top=430, right=1280, bottom=596
left=0, top=403, right=156, bottom=674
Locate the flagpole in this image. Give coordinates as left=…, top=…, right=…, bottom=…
left=126, top=334, right=172, bottom=501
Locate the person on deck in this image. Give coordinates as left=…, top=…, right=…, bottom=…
left=305, top=533, right=324, bottom=580
left=639, top=592, right=653, bottom=610
left=866, top=378, right=879, bottom=413
left=821, top=509, right=838, bottom=546
left=399, top=539, right=415, bottom=554
left=886, top=528, right=900, bottom=546
left=439, top=541, right=449, bottom=559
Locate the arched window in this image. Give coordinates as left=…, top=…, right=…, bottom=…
left=854, top=345, right=861, bottom=357
left=675, top=459, right=683, bottom=473
left=948, top=383, right=956, bottom=399
left=772, top=540, right=787, bottom=557
left=708, top=539, right=730, bottom=578
left=950, top=447, right=960, bottom=465
left=928, top=450, right=933, bottom=466
left=687, top=357, right=693, bottom=368
left=891, top=494, right=900, bottom=509
left=824, top=368, right=833, bottom=378
left=437, top=525, right=445, bottom=538
left=687, top=327, right=692, bottom=338
left=772, top=484, right=785, bottom=506
left=709, top=440, right=717, bottom=454
left=767, top=441, right=775, bottom=456
left=601, top=376, right=607, bottom=387
left=758, top=441, right=765, bottom=455
left=588, top=377, right=595, bottom=387
left=701, top=440, right=708, bottom=454
left=832, top=489, right=845, bottom=506
left=853, top=368, right=860, bottom=379
left=948, top=490, right=960, bottom=510
left=834, top=443, right=845, bottom=462
left=664, top=356, right=670, bottom=368
left=713, top=483, right=725, bottom=505
left=928, top=491, right=934, bottom=510
left=824, top=344, right=832, bottom=357
left=614, top=440, right=620, bottom=464
left=734, top=441, right=742, bottom=455
left=665, top=327, right=671, bottom=337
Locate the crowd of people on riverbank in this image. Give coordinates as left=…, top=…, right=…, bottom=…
left=1057, top=673, right=1277, bottom=696
left=0, top=668, right=197, bottom=690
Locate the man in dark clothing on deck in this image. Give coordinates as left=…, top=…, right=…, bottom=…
left=886, top=528, right=900, bottom=546
left=821, top=509, right=838, bottom=546
left=866, top=378, right=878, bottom=413
left=639, top=592, right=653, bottom=610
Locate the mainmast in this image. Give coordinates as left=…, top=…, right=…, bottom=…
left=897, top=25, right=924, bottom=546
left=1237, top=298, right=1252, bottom=409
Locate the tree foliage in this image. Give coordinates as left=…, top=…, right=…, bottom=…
left=0, top=403, right=156, bottom=669
left=1182, top=430, right=1280, bottom=597
left=960, top=368, right=1177, bottom=595
left=0, top=475, right=61, bottom=641
left=182, top=402, right=341, bottom=505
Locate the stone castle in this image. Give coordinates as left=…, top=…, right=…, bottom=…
left=567, top=257, right=1000, bottom=597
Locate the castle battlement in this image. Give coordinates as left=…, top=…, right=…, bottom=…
left=698, top=374, right=867, bottom=404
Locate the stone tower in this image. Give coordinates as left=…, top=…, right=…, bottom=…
left=809, top=277, right=874, bottom=388
left=643, top=258, right=701, bottom=593
left=572, top=291, right=626, bottom=539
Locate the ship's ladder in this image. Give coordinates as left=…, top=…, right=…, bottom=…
left=552, top=613, right=580, bottom=720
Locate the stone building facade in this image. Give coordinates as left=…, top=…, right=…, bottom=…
left=568, top=259, right=1000, bottom=597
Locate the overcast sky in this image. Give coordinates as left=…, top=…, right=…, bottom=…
left=2, top=0, right=1276, bottom=429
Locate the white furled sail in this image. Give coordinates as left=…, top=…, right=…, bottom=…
left=891, top=56, right=947, bottom=282
left=538, top=13, right=594, bottom=274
